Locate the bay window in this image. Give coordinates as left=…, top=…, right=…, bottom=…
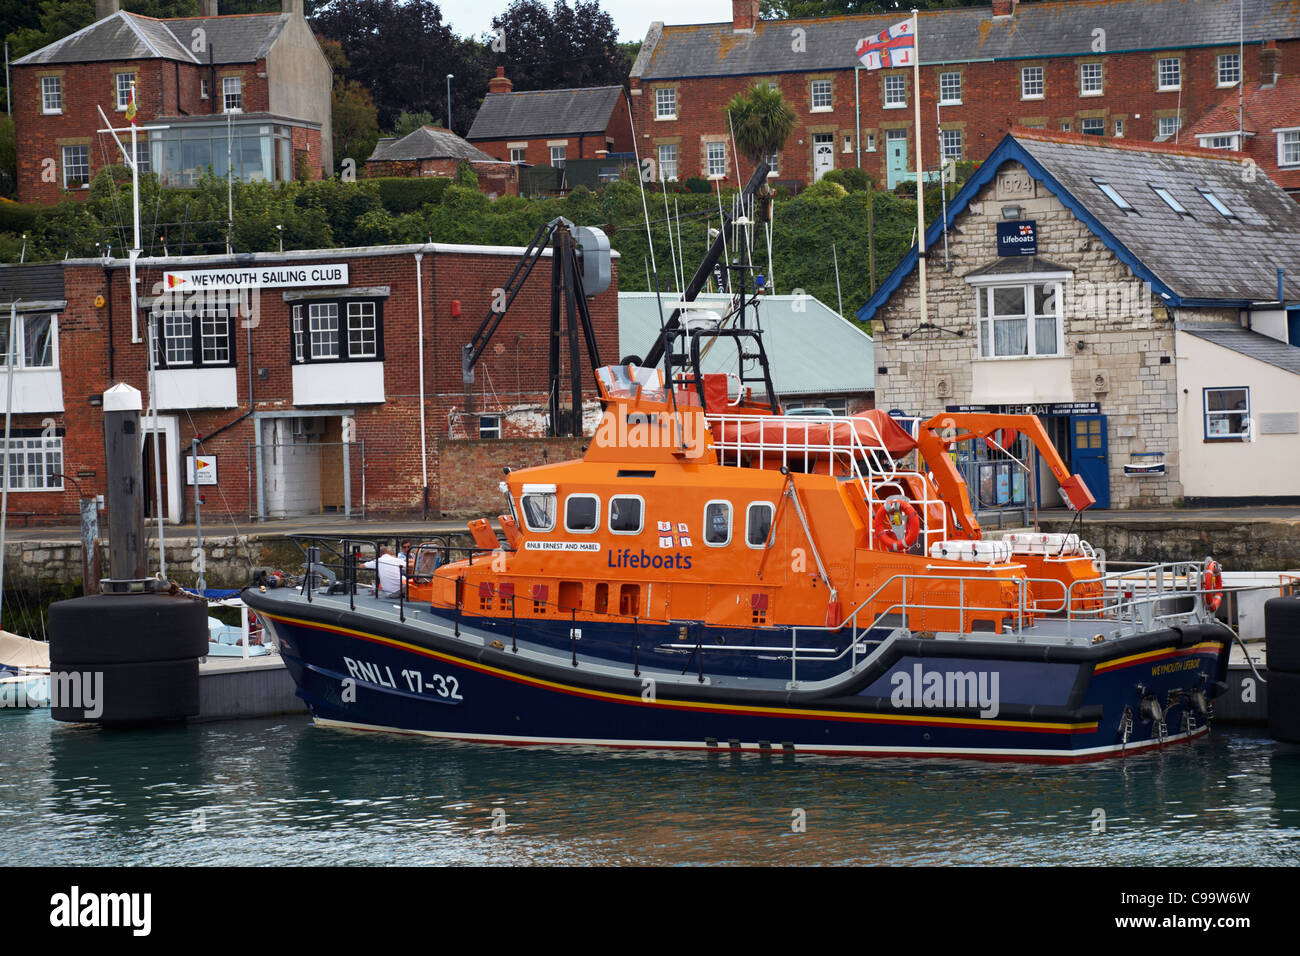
left=154, top=309, right=235, bottom=368
left=291, top=299, right=384, bottom=363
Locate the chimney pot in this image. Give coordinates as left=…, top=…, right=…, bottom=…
left=199, top=0, right=218, bottom=16
left=94, top=0, right=120, bottom=20
left=992, top=0, right=1018, bottom=17
left=488, top=68, right=513, bottom=94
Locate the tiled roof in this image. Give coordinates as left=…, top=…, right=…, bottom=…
left=368, top=126, right=502, bottom=164
left=1181, top=324, right=1300, bottom=375
left=1185, top=77, right=1300, bottom=192
left=633, top=0, right=1300, bottom=79
left=467, top=86, right=624, bottom=141
left=964, top=255, right=1074, bottom=278
left=13, top=11, right=289, bottom=66
left=619, top=292, right=874, bottom=396
left=858, top=129, right=1300, bottom=321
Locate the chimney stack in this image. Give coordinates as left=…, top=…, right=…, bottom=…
left=992, top=0, right=1018, bottom=17
left=199, top=0, right=219, bottom=15
left=94, top=0, right=120, bottom=20
left=282, top=0, right=304, bottom=16
left=732, top=0, right=759, bottom=33
left=1260, top=40, right=1279, bottom=86
left=488, top=67, right=514, bottom=94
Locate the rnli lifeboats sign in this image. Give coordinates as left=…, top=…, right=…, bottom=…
left=161, top=264, right=350, bottom=291
left=996, top=220, right=1037, bottom=256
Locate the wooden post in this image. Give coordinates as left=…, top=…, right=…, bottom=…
left=101, top=384, right=146, bottom=581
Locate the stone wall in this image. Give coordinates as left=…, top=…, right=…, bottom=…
left=1040, top=517, right=1300, bottom=572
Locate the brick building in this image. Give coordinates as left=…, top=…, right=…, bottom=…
left=365, top=126, right=520, bottom=199
left=467, top=71, right=633, bottom=168
left=11, top=0, right=332, bottom=206
left=628, top=0, right=1300, bottom=189
left=0, top=240, right=621, bottom=526
left=1185, top=67, right=1300, bottom=199
left=856, top=130, right=1300, bottom=509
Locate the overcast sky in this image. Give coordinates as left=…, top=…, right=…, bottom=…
left=436, top=0, right=724, bottom=42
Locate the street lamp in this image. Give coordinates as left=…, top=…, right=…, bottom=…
left=446, top=74, right=454, bottom=134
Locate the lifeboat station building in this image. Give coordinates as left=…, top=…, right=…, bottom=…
left=857, top=129, right=1300, bottom=509
left=0, top=241, right=621, bottom=526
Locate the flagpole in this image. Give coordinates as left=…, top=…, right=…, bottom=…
left=911, top=8, right=928, bottom=329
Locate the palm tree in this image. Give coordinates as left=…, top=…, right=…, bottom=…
left=723, top=83, right=796, bottom=175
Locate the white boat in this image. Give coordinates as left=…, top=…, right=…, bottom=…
left=0, top=630, right=51, bottom=709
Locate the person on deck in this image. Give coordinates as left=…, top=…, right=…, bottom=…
left=363, top=547, right=404, bottom=596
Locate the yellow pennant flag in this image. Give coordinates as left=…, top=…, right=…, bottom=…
left=125, top=85, right=137, bottom=125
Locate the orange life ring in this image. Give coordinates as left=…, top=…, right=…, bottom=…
left=873, top=495, right=920, bottom=552
left=1202, top=558, right=1223, bottom=613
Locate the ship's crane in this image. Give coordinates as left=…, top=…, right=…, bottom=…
left=461, top=217, right=609, bottom=437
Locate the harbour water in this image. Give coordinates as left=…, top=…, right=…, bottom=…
left=1, top=710, right=1297, bottom=866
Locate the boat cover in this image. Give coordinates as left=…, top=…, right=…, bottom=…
left=714, top=409, right=917, bottom=456
left=0, top=631, right=50, bottom=669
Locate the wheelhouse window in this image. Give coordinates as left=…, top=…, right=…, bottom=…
left=0, top=434, right=64, bottom=492
left=1204, top=388, right=1249, bottom=440
left=153, top=310, right=234, bottom=368
left=745, top=502, right=775, bottom=548
left=41, top=76, right=62, bottom=114
left=974, top=282, right=1063, bottom=358
left=608, top=495, right=644, bottom=535
left=704, top=500, right=732, bottom=546
left=0, top=313, right=57, bottom=369
left=520, top=488, right=556, bottom=532
left=291, top=299, right=384, bottom=363
left=564, top=494, right=599, bottom=533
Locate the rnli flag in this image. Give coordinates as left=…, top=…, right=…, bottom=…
left=125, top=84, right=138, bottom=125
left=855, top=19, right=915, bottom=70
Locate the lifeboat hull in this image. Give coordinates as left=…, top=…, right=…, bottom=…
left=248, top=594, right=1231, bottom=764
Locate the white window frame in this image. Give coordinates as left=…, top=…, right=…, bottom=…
left=1020, top=67, right=1044, bottom=100
left=0, top=435, right=64, bottom=492
left=765, top=149, right=780, bottom=173
left=655, top=87, right=677, bottom=120
left=706, top=141, right=726, bottom=178
left=1113, top=118, right=1124, bottom=138
left=0, top=313, right=59, bottom=370
left=1080, top=117, right=1104, bottom=136
left=61, top=145, right=89, bottom=189
left=703, top=499, right=732, bottom=547
left=115, top=72, right=136, bottom=111
left=941, top=128, right=963, bottom=161
left=865, top=132, right=876, bottom=152
left=745, top=501, right=776, bottom=549
left=346, top=301, right=377, bottom=359
left=810, top=79, right=832, bottom=111
left=1157, top=116, right=1181, bottom=139
left=292, top=305, right=304, bottom=362
left=200, top=78, right=210, bottom=100
left=939, top=71, right=962, bottom=105
left=520, top=489, right=556, bottom=532
left=563, top=493, right=601, bottom=534
left=222, top=75, right=243, bottom=113
left=509, top=147, right=526, bottom=164
left=970, top=278, right=1068, bottom=360
left=1204, top=387, right=1250, bottom=440
left=1157, top=58, right=1181, bottom=91
left=200, top=310, right=230, bottom=365
left=1276, top=128, right=1300, bottom=167
left=478, top=414, right=501, bottom=439
left=549, top=144, right=566, bottom=168
left=1217, top=53, right=1240, bottom=87
left=155, top=310, right=232, bottom=368
left=1201, top=133, right=1239, bottom=150
left=41, top=76, right=62, bottom=114
left=608, top=494, right=645, bottom=535
left=883, top=74, right=906, bottom=109
left=308, top=302, right=340, bottom=360
left=1079, top=63, right=1103, bottom=97
left=658, top=143, right=678, bottom=181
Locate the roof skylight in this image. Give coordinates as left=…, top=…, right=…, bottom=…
left=1198, top=188, right=1236, bottom=218
left=1149, top=184, right=1189, bottom=215
left=1093, top=178, right=1133, bottom=211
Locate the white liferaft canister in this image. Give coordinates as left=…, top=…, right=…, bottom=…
left=928, top=539, right=1014, bottom=563
left=1001, top=532, right=1082, bottom=555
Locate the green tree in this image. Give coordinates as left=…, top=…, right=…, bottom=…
left=0, top=113, right=16, bottom=197
left=391, top=110, right=436, bottom=138
left=723, top=83, right=795, bottom=181
left=333, top=80, right=379, bottom=171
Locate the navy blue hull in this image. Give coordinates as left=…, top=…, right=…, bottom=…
left=248, top=597, right=1232, bottom=762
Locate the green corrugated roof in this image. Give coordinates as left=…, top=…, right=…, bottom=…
left=618, top=292, right=874, bottom=397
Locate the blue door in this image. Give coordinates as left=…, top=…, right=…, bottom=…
left=1287, top=307, right=1300, bottom=347
left=886, top=133, right=908, bottom=189
left=1070, top=414, right=1110, bottom=509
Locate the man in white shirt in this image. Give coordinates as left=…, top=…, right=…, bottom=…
left=363, top=547, right=404, bottom=595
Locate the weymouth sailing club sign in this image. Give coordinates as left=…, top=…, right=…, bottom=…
left=161, top=264, right=350, bottom=291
